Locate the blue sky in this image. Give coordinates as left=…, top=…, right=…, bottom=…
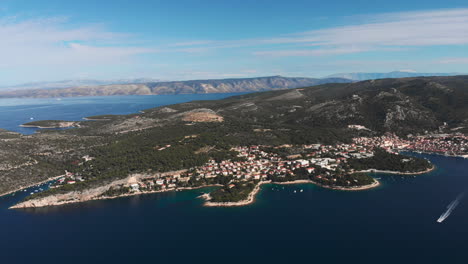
left=0, top=0, right=468, bottom=85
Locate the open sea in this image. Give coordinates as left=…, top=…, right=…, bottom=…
left=1, top=94, right=468, bottom=263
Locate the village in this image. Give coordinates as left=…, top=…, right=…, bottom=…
left=47, top=132, right=468, bottom=198
left=353, top=133, right=468, bottom=157
left=50, top=142, right=378, bottom=193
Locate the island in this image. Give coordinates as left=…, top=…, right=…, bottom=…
left=2, top=75, right=468, bottom=209
left=21, top=120, right=78, bottom=129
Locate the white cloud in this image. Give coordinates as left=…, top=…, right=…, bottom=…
left=0, top=17, right=155, bottom=69
left=174, top=8, right=468, bottom=57
left=254, top=47, right=371, bottom=57
left=2, top=8, right=467, bottom=84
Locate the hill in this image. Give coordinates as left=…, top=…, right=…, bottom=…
left=0, top=76, right=351, bottom=98
left=327, top=71, right=458, bottom=81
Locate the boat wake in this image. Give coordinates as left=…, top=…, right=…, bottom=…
left=437, top=192, right=465, bottom=223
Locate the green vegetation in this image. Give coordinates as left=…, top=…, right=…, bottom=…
left=313, top=173, right=375, bottom=187
left=347, top=149, right=432, bottom=172
left=209, top=182, right=256, bottom=203
left=4, top=75, right=468, bottom=201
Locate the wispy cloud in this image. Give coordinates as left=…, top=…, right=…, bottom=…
left=1, top=8, right=467, bottom=84
left=437, top=58, right=468, bottom=64
left=0, top=17, right=155, bottom=68
left=173, top=8, right=468, bottom=57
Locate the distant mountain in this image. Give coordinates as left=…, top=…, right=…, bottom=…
left=0, top=78, right=163, bottom=92
left=0, top=76, right=351, bottom=98
left=327, top=71, right=459, bottom=81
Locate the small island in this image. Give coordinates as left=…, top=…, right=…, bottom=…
left=21, top=120, right=78, bottom=129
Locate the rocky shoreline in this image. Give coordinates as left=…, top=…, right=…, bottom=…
left=203, top=181, right=270, bottom=207
left=310, top=179, right=381, bottom=191
left=10, top=183, right=223, bottom=209
left=9, top=165, right=436, bottom=209
left=356, top=164, right=435, bottom=175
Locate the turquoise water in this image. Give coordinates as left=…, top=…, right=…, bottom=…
left=0, top=95, right=467, bottom=263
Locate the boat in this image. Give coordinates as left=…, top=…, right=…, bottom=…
left=437, top=193, right=465, bottom=223
left=294, top=190, right=297, bottom=193
left=437, top=199, right=459, bottom=223
left=300, top=189, right=303, bottom=192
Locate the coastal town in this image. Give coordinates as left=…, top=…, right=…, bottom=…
left=353, top=133, right=468, bottom=158
left=33, top=131, right=468, bottom=207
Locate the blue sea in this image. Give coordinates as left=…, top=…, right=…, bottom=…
left=1, top=94, right=468, bottom=263
left=0, top=94, right=243, bottom=134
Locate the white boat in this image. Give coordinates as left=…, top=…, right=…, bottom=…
left=437, top=193, right=465, bottom=223
left=437, top=200, right=459, bottom=223
left=294, top=190, right=297, bottom=193
left=300, top=189, right=303, bottom=192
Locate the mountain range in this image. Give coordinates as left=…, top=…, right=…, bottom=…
left=0, top=78, right=163, bottom=92
left=0, top=72, right=463, bottom=99
left=0, top=76, right=350, bottom=98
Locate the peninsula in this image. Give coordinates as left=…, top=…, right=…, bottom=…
left=2, top=75, right=468, bottom=208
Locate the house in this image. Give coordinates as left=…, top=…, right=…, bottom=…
left=130, top=184, right=140, bottom=191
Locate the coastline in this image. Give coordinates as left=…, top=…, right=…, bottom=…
left=404, top=150, right=468, bottom=159
left=202, top=178, right=381, bottom=207
left=0, top=174, right=64, bottom=198
left=272, top=179, right=312, bottom=185
left=355, top=164, right=435, bottom=175
left=203, top=181, right=270, bottom=207
left=9, top=184, right=223, bottom=209
left=20, top=125, right=60, bottom=129
left=20, top=122, right=77, bottom=129
left=8, top=164, right=434, bottom=209
left=82, top=118, right=110, bottom=121
left=10, top=177, right=384, bottom=209
left=310, top=179, right=380, bottom=191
